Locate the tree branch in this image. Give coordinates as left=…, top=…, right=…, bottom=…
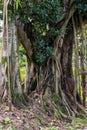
left=17, top=24, right=32, bottom=60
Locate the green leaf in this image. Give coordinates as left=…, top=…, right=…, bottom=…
left=2, top=57, right=7, bottom=64
left=15, top=0, right=20, bottom=10
left=3, top=117, right=12, bottom=125
left=53, top=96, right=59, bottom=103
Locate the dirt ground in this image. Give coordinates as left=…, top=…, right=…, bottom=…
left=0, top=95, right=87, bottom=130
left=0, top=95, right=66, bottom=130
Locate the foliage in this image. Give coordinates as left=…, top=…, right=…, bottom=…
left=0, top=117, right=16, bottom=130
left=0, top=10, right=2, bottom=19
left=19, top=45, right=26, bottom=81
left=20, top=66, right=26, bottom=82
left=3, top=117, right=12, bottom=125
left=53, top=95, right=59, bottom=103
left=76, top=0, right=87, bottom=14
left=48, top=127, right=58, bottom=130
left=15, top=0, right=63, bottom=25
left=13, top=0, right=63, bottom=64
left=33, top=39, right=54, bottom=64
left=66, top=117, right=87, bottom=130
left=0, top=1, right=2, bottom=11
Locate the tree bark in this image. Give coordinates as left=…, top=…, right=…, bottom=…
left=79, top=15, right=87, bottom=107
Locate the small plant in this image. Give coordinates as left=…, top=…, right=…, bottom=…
left=0, top=123, right=3, bottom=129
left=56, top=114, right=61, bottom=120
left=3, top=117, right=12, bottom=125
left=6, top=125, right=16, bottom=130
left=53, top=96, right=59, bottom=103
left=48, top=126, right=58, bottom=130
left=35, top=115, right=42, bottom=124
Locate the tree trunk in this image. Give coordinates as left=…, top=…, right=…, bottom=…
left=1, top=0, right=11, bottom=108
left=79, top=15, right=87, bottom=107
left=10, top=23, right=26, bottom=105
left=61, top=28, right=77, bottom=110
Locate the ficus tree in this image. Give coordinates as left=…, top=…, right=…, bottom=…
left=0, top=0, right=87, bottom=118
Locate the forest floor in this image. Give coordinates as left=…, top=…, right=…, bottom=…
left=0, top=94, right=87, bottom=130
